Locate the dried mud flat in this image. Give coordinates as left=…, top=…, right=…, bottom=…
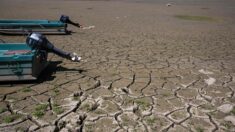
left=0, top=0, right=235, bottom=131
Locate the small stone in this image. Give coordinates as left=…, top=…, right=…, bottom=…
left=217, top=104, right=234, bottom=113
left=28, top=125, right=39, bottom=131
left=70, top=116, right=79, bottom=126
left=66, top=123, right=74, bottom=130
left=199, top=69, right=213, bottom=75
left=35, top=119, right=50, bottom=126
left=133, top=104, right=139, bottom=113
left=82, top=25, right=95, bottom=30
left=142, top=110, right=151, bottom=116
left=166, top=3, right=172, bottom=7
left=205, top=77, right=216, bottom=85
left=60, top=128, right=70, bottom=132
left=203, top=95, right=212, bottom=101
left=224, top=116, right=235, bottom=125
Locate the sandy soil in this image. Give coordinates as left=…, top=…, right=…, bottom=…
left=0, top=0, right=235, bottom=131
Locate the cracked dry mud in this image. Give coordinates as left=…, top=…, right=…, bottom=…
left=0, top=0, right=235, bottom=132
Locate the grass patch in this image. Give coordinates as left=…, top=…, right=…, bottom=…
left=0, top=107, right=7, bottom=114
left=54, top=89, right=60, bottom=95
left=195, top=126, right=204, bottom=132
left=35, top=104, right=48, bottom=111
left=80, top=103, right=91, bottom=111
left=222, top=121, right=233, bottom=129
left=125, top=98, right=134, bottom=104
left=94, top=109, right=104, bottom=114
left=175, top=15, right=215, bottom=22
left=231, top=107, right=235, bottom=115
left=3, top=114, right=21, bottom=123
left=146, top=117, right=157, bottom=126
left=200, top=104, right=214, bottom=110
left=21, top=88, right=32, bottom=92
left=32, top=104, right=48, bottom=118
left=32, top=111, right=44, bottom=118
left=73, top=96, right=80, bottom=101
left=15, top=127, right=26, bottom=132
left=52, top=104, right=64, bottom=115
left=135, top=100, right=150, bottom=110
left=162, top=93, right=171, bottom=97
left=85, top=124, right=94, bottom=132
left=122, top=116, right=130, bottom=126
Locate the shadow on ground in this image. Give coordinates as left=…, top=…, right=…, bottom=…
left=0, top=61, right=85, bottom=85
left=37, top=61, right=86, bottom=82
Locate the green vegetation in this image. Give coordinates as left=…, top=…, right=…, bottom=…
left=35, top=104, right=48, bottom=111
left=171, top=111, right=186, bottom=119
left=73, top=96, right=80, bottom=101
left=32, top=111, right=44, bottom=118
left=200, top=104, right=214, bottom=110
left=195, top=126, right=204, bottom=132
left=80, top=103, right=91, bottom=111
left=161, top=93, right=171, bottom=97
left=3, top=114, right=21, bottom=123
left=15, top=127, right=26, bottom=132
left=146, top=117, right=157, bottom=126
left=175, top=15, right=215, bottom=22
left=52, top=104, right=64, bottom=115
left=135, top=99, right=150, bottom=110
left=86, top=83, right=92, bottom=87
left=22, top=88, right=32, bottom=92
left=0, top=107, right=7, bottom=114
left=110, top=72, right=117, bottom=76
left=222, top=121, right=233, bottom=129
left=231, top=107, right=235, bottom=115
left=85, top=124, right=94, bottom=132
left=32, top=104, right=48, bottom=118
left=125, top=98, right=134, bottom=104
left=54, top=89, right=60, bottom=95
left=94, top=108, right=106, bottom=115
left=122, top=116, right=130, bottom=126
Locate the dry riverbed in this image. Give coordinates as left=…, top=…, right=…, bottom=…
left=0, top=0, right=235, bottom=131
